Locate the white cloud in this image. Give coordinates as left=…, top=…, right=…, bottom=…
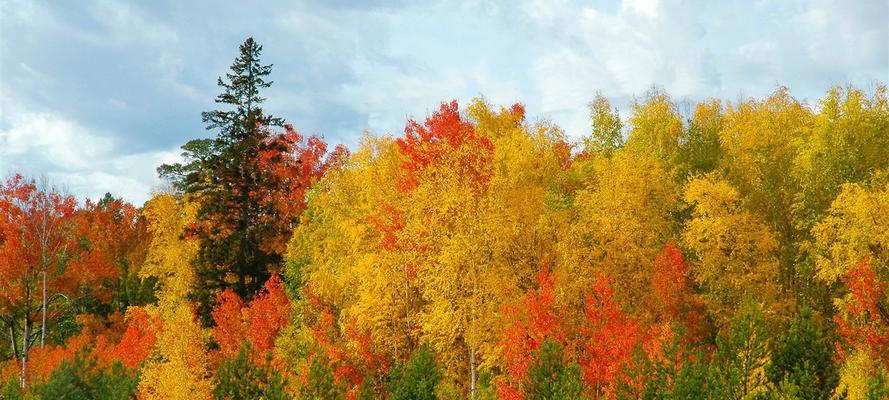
left=509, top=0, right=886, bottom=137
left=0, top=109, right=180, bottom=205
left=1, top=0, right=885, bottom=204
left=1, top=112, right=115, bottom=169
left=622, top=0, right=660, bottom=17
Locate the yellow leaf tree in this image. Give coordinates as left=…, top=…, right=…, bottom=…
left=557, top=149, right=678, bottom=319
left=682, top=175, right=785, bottom=326
left=137, top=194, right=213, bottom=400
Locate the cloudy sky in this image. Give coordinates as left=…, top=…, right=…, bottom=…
left=1, top=0, right=887, bottom=205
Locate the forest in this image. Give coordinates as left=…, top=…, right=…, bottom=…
left=1, top=37, right=887, bottom=400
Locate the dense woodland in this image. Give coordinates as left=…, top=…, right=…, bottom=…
left=1, top=38, right=887, bottom=400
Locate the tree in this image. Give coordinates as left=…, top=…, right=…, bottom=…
left=676, top=99, right=723, bottom=179
left=137, top=195, right=213, bottom=400
left=579, top=274, right=642, bottom=399
left=299, top=353, right=345, bottom=400
left=28, top=349, right=138, bottom=400
left=0, top=174, right=82, bottom=388
left=766, top=308, right=839, bottom=400
left=74, top=194, right=154, bottom=314
left=402, top=100, right=552, bottom=398
left=833, top=258, right=889, bottom=399
left=718, top=88, right=812, bottom=297
left=285, top=134, right=418, bottom=363
left=522, top=340, right=581, bottom=400
left=585, top=93, right=623, bottom=156
left=793, top=85, right=889, bottom=234
left=835, top=258, right=889, bottom=364
left=812, top=181, right=889, bottom=398
left=496, top=271, right=565, bottom=399
left=387, top=346, right=442, bottom=400
left=211, top=274, right=291, bottom=362
left=287, top=98, right=569, bottom=398
left=714, top=300, right=771, bottom=399
left=812, top=181, right=889, bottom=292
left=158, top=37, right=333, bottom=322
left=625, top=87, right=683, bottom=167
left=648, top=243, right=706, bottom=338
left=110, top=306, right=158, bottom=369
left=213, top=344, right=287, bottom=400
left=682, top=174, right=785, bottom=326
left=292, top=288, right=388, bottom=399
left=620, top=336, right=717, bottom=400
left=558, top=149, right=678, bottom=317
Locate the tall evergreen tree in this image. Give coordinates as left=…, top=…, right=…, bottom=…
left=159, top=37, right=290, bottom=321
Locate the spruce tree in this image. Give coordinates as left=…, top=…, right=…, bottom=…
left=159, top=37, right=287, bottom=321
left=213, top=345, right=287, bottom=400
left=387, top=346, right=442, bottom=400
left=524, top=340, right=581, bottom=400
left=766, top=308, right=839, bottom=400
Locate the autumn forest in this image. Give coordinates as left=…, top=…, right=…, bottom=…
left=1, top=37, right=888, bottom=400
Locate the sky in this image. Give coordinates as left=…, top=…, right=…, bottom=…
left=1, top=0, right=887, bottom=205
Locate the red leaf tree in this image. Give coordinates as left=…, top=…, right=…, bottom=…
left=395, top=100, right=494, bottom=193
left=650, top=243, right=706, bottom=342
left=497, top=270, right=566, bottom=400
left=0, top=174, right=82, bottom=387
left=579, top=274, right=642, bottom=399
left=834, top=257, right=889, bottom=365
left=211, top=274, right=292, bottom=363
left=300, top=288, right=389, bottom=399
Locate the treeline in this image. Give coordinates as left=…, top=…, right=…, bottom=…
left=1, top=38, right=887, bottom=400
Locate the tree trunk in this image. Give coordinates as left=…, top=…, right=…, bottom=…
left=39, top=185, right=49, bottom=349
left=403, top=265, right=413, bottom=354
left=20, top=319, right=30, bottom=388
left=469, top=347, right=477, bottom=400
left=41, top=270, right=47, bottom=348
left=8, top=322, right=18, bottom=359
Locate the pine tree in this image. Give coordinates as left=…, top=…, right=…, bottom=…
left=158, top=37, right=287, bottom=321
left=715, top=300, right=770, bottom=399
left=523, top=340, right=581, bottom=400
left=213, top=345, right=287, bottom=400
left=766, top=308, right=839, bottom=400
left=387, top=345, right=442, bottom=400
left=28, top=349, right=138, bottom=400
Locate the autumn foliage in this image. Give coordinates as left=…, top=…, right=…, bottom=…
left=835, top=257, right=889, bottom=364
left=396, top=100, right=494, bottom=192
left=497, top=271, right=565, bottom=399
left=1, top=37, right=887, bottom=400
left=212, top=274, right=291, bottom=361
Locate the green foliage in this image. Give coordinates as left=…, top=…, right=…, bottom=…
left=299, top=354, right=345, bottom=400
left=523, top=340, right=581, bottom=400
left=157, top=37, right=287, bottom=323
left=387, top=345, right=442, bottom=400
left=668, top=357, right=718, bottom=400
left=0, top=378, right=23, bottom=400
left=867, top=369, right=889, bottom=400
left=621, top=333, right=718, bottom=400
left=766, top=308, right=839, bottom=400
left=213, top=345, right=287, bottom=400
left=111, top=264, right=158, bottom=313
left=714, top=300, right=770, bottom=399
left=29, top=351, right=138, bottom=400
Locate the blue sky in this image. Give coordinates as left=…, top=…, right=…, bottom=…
left=1, top=0, right=887, bottom=205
